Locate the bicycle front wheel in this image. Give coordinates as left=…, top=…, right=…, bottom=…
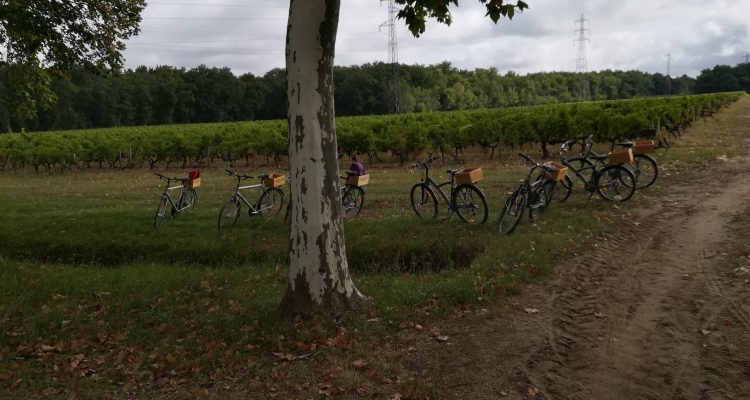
left=341, top=186, right=365, bottom=218
left=154, top=197, right=168, bottom=230
left=257, top=188, right=284, bottom=219
left=218, top=199, right=241, bottom=230
left=410, top=183, right=438, bottom=219
left=633, top=154, right=658, bottom=189
left=497, top=188, right=527, bottom=234
left=596, top=164, right=636, bottom=202
left=452, top=184, right=489, bottom=224
left=179, top=188, right=197, bottom=211
left=529, top=182, right=551, bottom=223
left=549, top=175, right=573, bottom=203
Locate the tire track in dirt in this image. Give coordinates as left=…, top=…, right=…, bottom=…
left=521, top=157, right=750, bottom=400
left=398, top=99, right=750, bottom=400
left=403, top=161, right=750, bottom=400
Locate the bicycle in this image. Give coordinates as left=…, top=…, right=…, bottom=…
left=218, top=170, right=285, bottom=230
left=553, top=140, right=637, bottom=203
left=281, top=170, right=369, bottom=223
left=497, top=154, right=564, bottom=234
left=566, top=135, right=658, bottom=189
left=409, top=155, right=489, bottom=224
left=153, top=172, right=198, bottom=230
left=340, top=171, right=368, bottom=218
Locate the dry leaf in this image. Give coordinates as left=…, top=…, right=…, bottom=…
left=524, top=308, right=540, bottom=314
left=594, top=312, right=607, bottom=319
left=701, top=329, right=711, bottom=335
left=352, top=359, right=368, bottom=369
left=434, top=335, right=450, bottom=342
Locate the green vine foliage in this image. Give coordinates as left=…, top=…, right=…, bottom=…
left=0, top=93, right=743, bottom=172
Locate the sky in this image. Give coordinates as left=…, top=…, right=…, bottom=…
left=122, top=0, right=750, bottom=78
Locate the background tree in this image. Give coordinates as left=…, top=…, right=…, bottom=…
left=0, top=0, right=146, bottom=121
left=281, top=0, right=528, bottom=317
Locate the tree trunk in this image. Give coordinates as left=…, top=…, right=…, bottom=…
left=281, top=0, right=365, bottom=317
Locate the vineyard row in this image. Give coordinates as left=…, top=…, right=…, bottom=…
left=0, top=92, right=744, bottom=173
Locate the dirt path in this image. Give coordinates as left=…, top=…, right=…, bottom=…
left=406, top=102, right=750, bottom=399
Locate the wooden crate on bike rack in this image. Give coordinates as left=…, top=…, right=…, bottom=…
left=184, top=177, right=201, bottom=189
left=347, top=174, right=370, bottom=186
left=455, top=167, right=483, bottom=185
left=543, top=161, right=568, bottom=181
left=634, top=140, right=655, bottom=155
left=607, top=148, right=635, bottom=164
left=263, top=173, right=285, bottom=188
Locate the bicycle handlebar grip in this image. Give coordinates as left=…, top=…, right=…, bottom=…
left=518, top=153, right=534, bottom=164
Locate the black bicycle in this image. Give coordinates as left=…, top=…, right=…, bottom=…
left=153, top=173, right=198, bottom=230
left=340, top=172, right=367, bottom=218
left=497, top=154, right=561, bottom=234
left=552, top=140, right=637, bottom=203
left=566, top=135, right=658, bottom=190
left=218, top=170, right=285, bottom=230
left=409, top=155, right=489, bottom=224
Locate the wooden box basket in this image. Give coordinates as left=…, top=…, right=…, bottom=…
left=263, top=173, right=285, bottom=188
left=183, top=177, right=201, bottom=189
left=347, top=174, right=370, bottom=187
left=634, top=140, right=655, bottom=155
left=455, top=167, right=483, bottom=185
left=543, top=161, right=568, bottom=182
left=608, top=148, right=635, bottom=164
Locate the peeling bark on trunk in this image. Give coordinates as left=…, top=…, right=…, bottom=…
left=281, top=0, right=365, bottom=317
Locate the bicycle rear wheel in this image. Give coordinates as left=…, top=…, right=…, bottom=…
left=497, top=188, right=527, bottom=234
left=596, top=164, right=636, bottom=202
left=154, top=197, right=168, bottom=230
left=218, top=199, right=241, bottom=230
left=452, top=184, right=489, bottom=224
left=410, top=183, right=438, bottom=219
left=257, top=188, right=284, bottom=219
left=341, top=186, right=365, bottom=218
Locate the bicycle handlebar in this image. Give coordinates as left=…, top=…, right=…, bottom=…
left=154, top=173, right=184, bottom=181
left=225, top=169, right=252, bottom=179
left=518, top=153, right=535, bottom=165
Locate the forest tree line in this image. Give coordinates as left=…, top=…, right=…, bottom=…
left=0, top=61, right=747, bottom=133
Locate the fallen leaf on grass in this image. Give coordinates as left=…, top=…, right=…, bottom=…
left=594, top=312, right=607, bottom=319
left=528, top=387, right=540, bottom=397
left=700, top=329, right=711, bottom=335
left=524, top=308, right=540, bottom=314
left=352, top=359, right=368, bottom=369
left=434, top=335, right=450, bottom=342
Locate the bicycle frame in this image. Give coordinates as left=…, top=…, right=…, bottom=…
left=227, top=175, right=265, bottom=213
left=157, top=174, right=191, bottom=213
left=416, top=161, right=457, bottom=205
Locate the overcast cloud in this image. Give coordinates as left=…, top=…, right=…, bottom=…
left=123, top=0, right=750, bottom=77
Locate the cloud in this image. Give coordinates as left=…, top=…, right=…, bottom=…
left=123, top=0, right=750, bottom=77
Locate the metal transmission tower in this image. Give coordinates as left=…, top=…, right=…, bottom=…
left=574, top=14, right=590, bottom=101
left=380, top=0, right=400, bottom=113
left=665, top=52, right=672, bottom=95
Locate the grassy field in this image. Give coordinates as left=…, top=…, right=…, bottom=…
left=0, top=97, right=747, bottom=398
